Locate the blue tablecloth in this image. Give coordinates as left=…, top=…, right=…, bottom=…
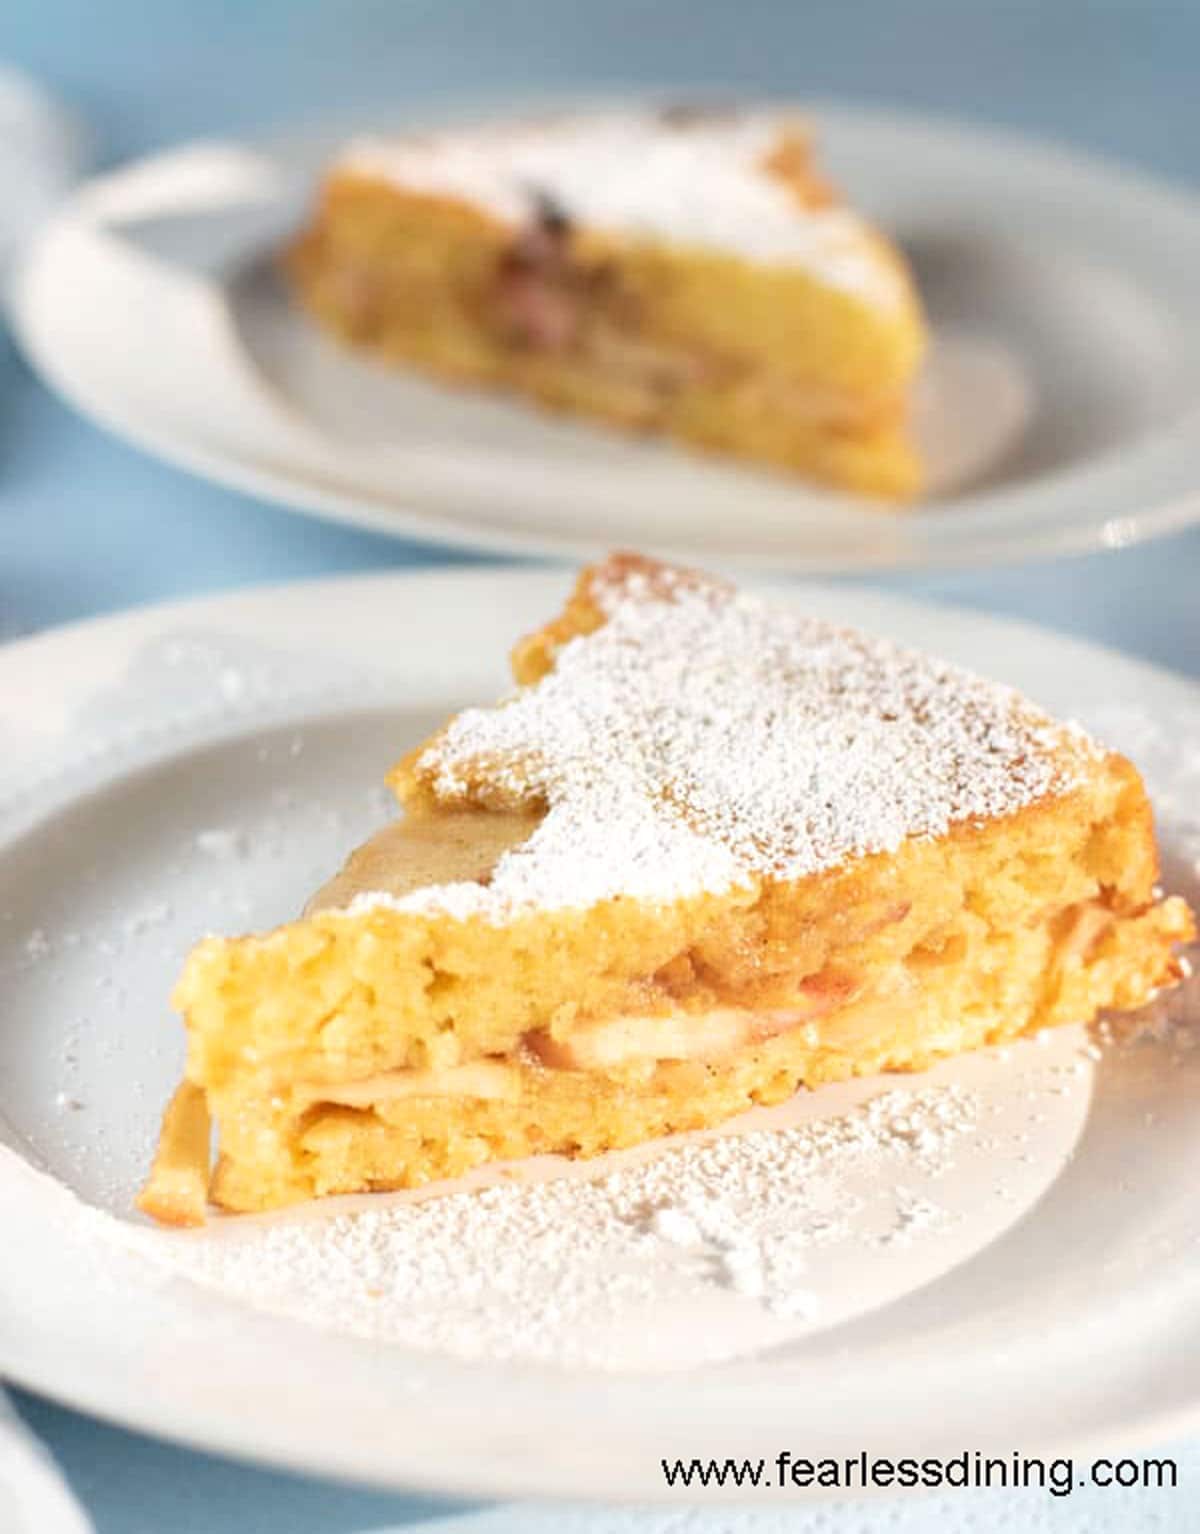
left=3, top=2, right=1198, bottom=1529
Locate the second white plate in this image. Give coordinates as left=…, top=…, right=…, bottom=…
left=13, top=97, right=1200, bottom=569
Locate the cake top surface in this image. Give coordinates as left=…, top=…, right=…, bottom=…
left=349, top=557, right=1097, bottom=926
left=336, top=108, right=907, bottom=309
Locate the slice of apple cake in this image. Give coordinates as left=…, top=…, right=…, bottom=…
left=286, top=108, right=927, bottom=498
left=140, top=555, right=1193, bottom=1224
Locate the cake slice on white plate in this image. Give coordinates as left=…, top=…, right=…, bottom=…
left=286, top=107, right=928, bottom=499
left=140, top=554, right=1194, bottom=1224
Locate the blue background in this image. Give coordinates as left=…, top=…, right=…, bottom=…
left=2, top=2, right=1199, bottom=1529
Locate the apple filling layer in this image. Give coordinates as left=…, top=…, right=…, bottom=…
left=290, top=900, right=1116, bottom=1116
left=295, top=999, right=830, bottom=1110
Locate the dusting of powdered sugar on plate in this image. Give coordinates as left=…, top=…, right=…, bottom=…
left=351, top=562, right=1095, bottom=925
left=139, top=1081, right=982, bottom=1371
left=337, top=108, right=909, bottom=309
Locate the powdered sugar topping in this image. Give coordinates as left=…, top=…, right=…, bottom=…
left=353, top=563, right=1092, bottom=924
left=337, top=109, right=907, bottom=309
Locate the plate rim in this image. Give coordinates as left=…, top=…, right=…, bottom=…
left=5, top=557, right=1200, bottom=708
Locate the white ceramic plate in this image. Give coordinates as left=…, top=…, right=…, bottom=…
left=1, top=569, right=1198, bottom=1501
left=12, top=98, right=1200, bottom=570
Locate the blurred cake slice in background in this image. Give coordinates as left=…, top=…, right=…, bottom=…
left=286, top=107, right=928, bottom=499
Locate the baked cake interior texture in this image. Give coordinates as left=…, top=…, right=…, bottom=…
left=286, top=108, right=928, bottom=499
left=140, top=556, right=1194, bottom=1225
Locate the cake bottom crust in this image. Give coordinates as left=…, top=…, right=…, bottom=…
left=173, top=892, right=1190, bottom=1219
